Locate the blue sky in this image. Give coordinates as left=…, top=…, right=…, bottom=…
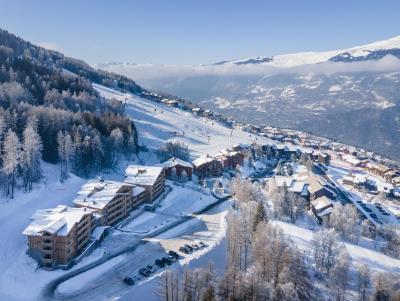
left=1, top=0, right=399, bottom=65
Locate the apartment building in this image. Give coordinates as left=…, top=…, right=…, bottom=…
left=192, top=155, right=223, bottom=179
left=157, top=157, right=193, bottom=181
left=73, top=179, right=135, bottom=226
left=23, top=205, right=94, bottom=270
left=125, top=165, right=166, bottom=202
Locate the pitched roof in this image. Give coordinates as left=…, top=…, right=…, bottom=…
left=311, top=196, right=333, bottom=216
left=23, top=205, right=92, bottom=237
left=157, top=157, right=193, bottom=169
left=125, top=165, right=164, bottom=186
left=307, top=176, right=326, bottom=194
left=192, top=155, right=216, bottom=167
left=73, top=179, right=132, bottom=210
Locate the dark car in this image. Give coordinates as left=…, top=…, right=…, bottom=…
left=179, top=246, right=189, bottom=254
left=162, top=257, right=173, bottom=265
left=168, top=250, right=179, bottom=259
left=155, top=259, right=165, bottom=268
left=146, top=265, right=154, bottom=273
left=198, top=241, right=206, bottom=248
left=123, top=277, right=135, bottom=285
left=167, top=255, right=177, bottom=262
left=139, top=268, right=151, bottom=277
left=184, top=244, right=193, bottom=251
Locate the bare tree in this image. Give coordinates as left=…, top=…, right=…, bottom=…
left=356, top=263, right=371, bottom=301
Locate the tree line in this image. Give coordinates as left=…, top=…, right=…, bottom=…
left=0, top=28, right=140, bottom=197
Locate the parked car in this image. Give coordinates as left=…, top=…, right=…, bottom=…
left=184, top=244, right=193, bottom=251
left=167, top=255, right=177, bottom=262
left=168, top=250, right=179, bottom=259
left=162, top=257, right=173, bottom=265
left=179, top=246, right=189, bottom=254
left=198, top=241, right=206, bottom=248
left=123, top=277, right=135, bottom=285
left=146, top=265, right=154, bottom=273
left=139, top=268, right=151, bottom=277
left=155, top=259, right=165, bottom=268
left=191, top=244, right=200, bottom=250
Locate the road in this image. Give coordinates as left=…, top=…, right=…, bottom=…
left=41, top=195, right=231, bottom=301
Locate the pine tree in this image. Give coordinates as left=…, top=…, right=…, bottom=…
left=2, top=129, right=20, bottom=198
left=21, top=124, right=42, bottom=191
left=253, top=201, right=267, bottom=232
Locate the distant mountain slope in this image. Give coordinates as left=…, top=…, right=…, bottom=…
left=98, top=35, right=400, bottom=160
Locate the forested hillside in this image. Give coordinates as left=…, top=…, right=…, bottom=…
left=0, top=28, right=141, bottom=197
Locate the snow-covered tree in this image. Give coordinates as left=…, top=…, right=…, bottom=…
left=330, top=250, right=351, bottom=301
left=312, top=228, right=342, bottom=276
left=2, top=129, right=20, bottom=198
left=328, top=203, right=360, bottom=243
left=356, top=263, right=371, bottom=301
left=21, top=124, right=42, bottom=191
left=110, top=128, right=123, bottom=166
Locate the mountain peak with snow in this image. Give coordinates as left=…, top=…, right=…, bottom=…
left=214, top=35, right=400, bottom=67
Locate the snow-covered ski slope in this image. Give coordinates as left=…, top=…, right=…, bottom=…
left=93, top=83, right=270, bottom=158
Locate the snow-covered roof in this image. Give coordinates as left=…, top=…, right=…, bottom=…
left=288, top=181, right=308, bottom=195
left=343, top=154, right=361, bottom=165
left=307, top=177, right=326, bottom=194
left=192, top=155, right=215, bottom=167
left=274, top=176, right=294, bottom=188
left=125, top=165, right=164, bottom=186
left=366, top=162, right=392, bottom=173
left=311, top=196, right=333, bottom=216
left=73, top=179, right=132, bottom=210
left=23, top=205, right=92, bottom=237
left=157, top=157, right=193, bottom=169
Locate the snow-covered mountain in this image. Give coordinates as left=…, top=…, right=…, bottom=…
left=97, top=35, right=400, bottom=160
left=215, top=35, right=400, bottom=66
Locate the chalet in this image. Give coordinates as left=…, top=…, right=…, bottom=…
left=166, top=100, right=179, bottom=107
left=310, top=196, right=334, bottom=224
left=23, top=205, right=94, bottom=270
left=232, top=144, right=250, bottom=156
left=73, top=180, right=137, bottom=226
left=366, top=162, right=392, bottom=177
left=192, top=107, right=203, bottom=116
left=318, top=152, right=331, bottom=165
left=308, top=177, right=336, bottom=201
left=342, top=154, right=362, bottom=167
left=157, top=157, right=193, bottom=180
left=204, top=109, right=213, bottom=117
left=192, top=155, right=223, bottom=178
left=215, top=149, right=244, bottom=170
left=125, top=165, right=166, bottom=202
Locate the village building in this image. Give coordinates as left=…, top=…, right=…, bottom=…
left=166, top=99, right=179, bottom=107
left=342, top=154, right=362, bottom=167
left=192, top=155, right=223, bottom=178
left=310, top=196, right=334, bottom=224
left=215, top=149, right=244, bottom=170
left=192, top=107, right=203, bottom=116
left=307, top=176, right=336, bottom=201
left=125, top=165, right=166, bottom=202
left=318, top=152, right=331, bottom=165
left=366, top=162, right=392, bottom=177
left=23, top=205, right=94, bottom=270
left=73, top=179, right=136, bottom=226
left=157, top=157, right=193, bottom=180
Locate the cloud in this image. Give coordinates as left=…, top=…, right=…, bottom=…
left=38, top=42, right=64, bottom=53
left=100, top=55, right=400, bottom=81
